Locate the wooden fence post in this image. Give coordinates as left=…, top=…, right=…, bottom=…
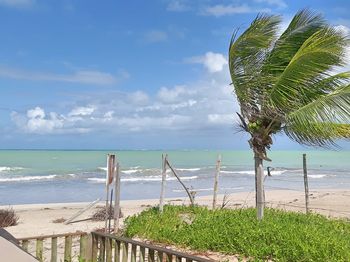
left=212, top=154, right=221, bottom=209
left=303, top=153, right=310, bottom=214
left=36, top=239, right=43, bottom=262
left=105, top=154, right=115, bottom=233
left=114, top=161, right=121, bottom=233
left=51, top=237, right=57, bottom=262
left=159, top=154, right=167, bottom=213
left=64, top=235, right=72, bottom=262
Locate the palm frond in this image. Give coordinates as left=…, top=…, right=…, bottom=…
left=264, top=9, right=325, bottom=75
left=229, top=14, right=281, bottom=114
left=284, top=122, right=350, bottom=147
left=284, top=84, right=350, bottom=146
left=268, top=27, right=349, bottom=112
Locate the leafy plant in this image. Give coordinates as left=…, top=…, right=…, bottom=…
left=229, top=9, right=350, bottom=219
left=125, top=205, right=350, bottom=261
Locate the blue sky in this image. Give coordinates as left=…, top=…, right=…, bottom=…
left=0, top=0, right=349, bottom=150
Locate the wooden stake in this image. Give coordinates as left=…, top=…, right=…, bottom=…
left=303, top=153, right=310, bottom=214
left=212, top=154, right=221, bottom=209
left=114, top=162, right=121, bottom=233
left=108, top=189, right=113, bottom=233
left=159, top=154, right=167, bottom=213
left=166, top=159, right=195, bottom=206
left=105, top=154, right=115, bottom=233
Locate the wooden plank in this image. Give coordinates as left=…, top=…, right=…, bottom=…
left=51, top=237, right=58, bottom=262
left=18, top=232, right=86, bottom=241
left=148, top=249, right=155, bottom=262
left=36, top=239, right=43, bottom=262
left=212, top=154, right=221, bottom=209
left=121, top=242, right=128, bottom=262
left=92, top=235, right=98, bottom=262
left=303, top=153, right=310, bottom=214
left=64, top=235, right=72, bottom=262
left=156, top=250, right=163, bottom=262
left=106, top=237, right=113, bottom=262
left=165, top=253, right=172, bottom=262
left=22, top=240, right=29, bottom=252
left=130, top=244, right=137, bottom=262
left=100, top=236, right=106, bottom=262
left=79, top=234, right=88, bottom=261
left=139, top=246, right=146, bottom=262
left=114, top=240, right=120, bottom=262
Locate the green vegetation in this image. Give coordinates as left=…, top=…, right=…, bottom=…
left=125, top=205, right=350, bottom=261
left=228, top=9, right=350, bottom=219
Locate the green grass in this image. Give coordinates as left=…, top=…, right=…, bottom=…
left=124, top=205, right=350, bottom=261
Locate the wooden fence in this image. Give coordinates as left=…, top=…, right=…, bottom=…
left=18, top=232, right=90, bottom=262
left=18, top=231, right=212, bottom=262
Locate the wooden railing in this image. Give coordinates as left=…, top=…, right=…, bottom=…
left=18, top=231, right=212, bottom=262
left=92, top=231, right=212, bottom=262
left=18, top=232, right=90, bottom=262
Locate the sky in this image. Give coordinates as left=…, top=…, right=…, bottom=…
left=0, top=0, right=349, bottom=150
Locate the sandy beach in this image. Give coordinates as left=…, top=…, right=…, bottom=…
left=3, top=188, right=350, bottom=239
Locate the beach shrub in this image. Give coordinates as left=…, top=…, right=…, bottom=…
left=124, top=205, right=350, bottom=261
left=91, top=206, right=123, bottom=221
left=0, top=207, right=19, bottom=227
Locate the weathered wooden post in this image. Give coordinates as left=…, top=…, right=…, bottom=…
left=105, top=154, right=115, bottom=233
left=114, top=161, right=121, bottom=233
left=212, top=154, right=221, bottom=209
left=159, top=154, right=167, bottom=213
left=303, top=153, right=310, bottom=214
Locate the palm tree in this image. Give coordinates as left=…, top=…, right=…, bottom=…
left=229, top=9, right=350, bottom=220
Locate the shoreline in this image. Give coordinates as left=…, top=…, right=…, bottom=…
left=3, top=189, right=350, bottom=239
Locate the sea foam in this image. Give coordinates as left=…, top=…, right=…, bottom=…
left=0, top=175, right=57, bottom=182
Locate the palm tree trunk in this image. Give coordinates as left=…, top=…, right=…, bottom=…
left=254, top=153, right=264, bottom=220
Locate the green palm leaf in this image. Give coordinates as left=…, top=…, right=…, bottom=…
left=229, top=14, right=280, bottom=111
left=269, top=27, right=348, bottom=112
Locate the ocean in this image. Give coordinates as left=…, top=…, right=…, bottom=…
left=0, top=150, right=349, bottom=205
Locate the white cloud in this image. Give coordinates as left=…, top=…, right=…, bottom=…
left=144, top=30, right=168, bottom=43
left=0, top=0, right=34, bottom=8
left=157, top=85, right=195, bottom=103
left=335, top=25, right=350, bottom=37
left=27, top=107, right=45, bottom=119
left=68, top=106, right=95, bottom=117
left=166, top=0, right=189, bottom=12
left=11, top=54, right=239, bottom=135
left=0, top=66, right=125, bottom=85
left=128, top=91, right=149, bottom=105
left=186, top=52, right=228, bottom=73
left=201, top=4, right=270, bottom=17
left=254, top=0, right=287, bottom=9
left=12, top=108, right=65, bottom=135
left=332, top=25, right=350, bottom=72
left=208, top=114, right=234, bottom=125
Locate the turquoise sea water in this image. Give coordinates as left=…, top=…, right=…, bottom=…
left=0, top=150, right=349, bottom=205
